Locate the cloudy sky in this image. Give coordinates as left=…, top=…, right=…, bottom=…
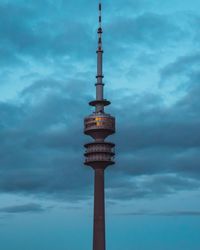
left=0, top=0, right=200, bottom=249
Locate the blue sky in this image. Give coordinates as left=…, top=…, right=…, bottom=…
left=0, top=0, right=200, bottom=249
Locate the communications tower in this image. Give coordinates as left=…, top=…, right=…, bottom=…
left=84, top=2, right=115, bottom=250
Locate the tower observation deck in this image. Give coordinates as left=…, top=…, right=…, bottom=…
left=83, top=2, right=115, bottom=250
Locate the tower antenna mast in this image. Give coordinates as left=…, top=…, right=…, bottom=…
left=95, top=0, right=106, bottom=112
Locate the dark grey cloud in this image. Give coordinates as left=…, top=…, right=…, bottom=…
left=0, top=0, right=189, bottom=71
left=160, top=53, right=200, bottom=83
left=0, top=102, right=24, bottom=129
left=0, top=203, right=45, bottom=213
left=118, top=210, right=200, bottom=217
left=0, top=77, right=93, bottom=200
left=0, top=0, right=94, bottom=68
left=105, top=12, right=184, bottom=53
left=102, top=12, right=187, bottom=77
left=106, top=173, right=200, bottom=200
left=157, top=211, right=200, bottom=216
left=190, top=14, right=200, bottom=43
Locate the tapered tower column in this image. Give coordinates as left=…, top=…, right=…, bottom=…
left=93, top=168, right=105, bottom=250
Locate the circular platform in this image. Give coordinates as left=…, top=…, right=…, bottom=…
left=89, top=99, right=110, bottom=107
